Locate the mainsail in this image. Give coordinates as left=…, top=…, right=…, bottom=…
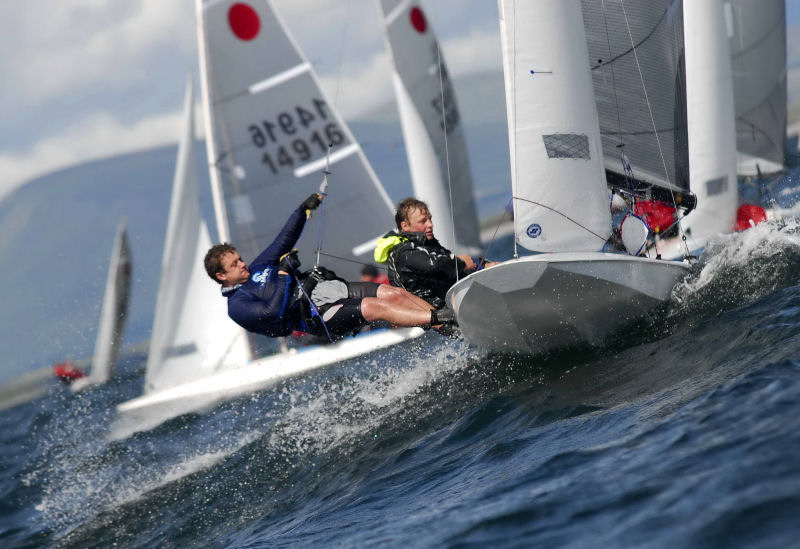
left=581, top=0, right=690, bottom=194
left=499, top=0, right=611, bottom=252
left=72, top=218, right=132, bottom=392
left=726, top=0, right=787, bottom=175
left=378, top=0, right=481, bottom=254
left=197, top=0, right=396, bottom=280
left=144, top=80, right=250, bottom=394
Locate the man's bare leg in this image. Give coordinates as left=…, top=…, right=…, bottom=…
left=360, top=297, right=432, bottom=327
left=375, top=284, right=434, bottom=311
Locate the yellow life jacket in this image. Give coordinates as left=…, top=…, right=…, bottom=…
left=373, top=234, right=406, bottom=263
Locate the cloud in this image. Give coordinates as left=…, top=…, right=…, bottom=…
left=2, top=0, right=193, bottom=110
left=0, top=108, right=189, bottom=201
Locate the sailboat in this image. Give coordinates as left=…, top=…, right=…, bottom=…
left=114, top=1, right=431, bottom=437
left=727, top=0, right=787, bottom=178
left=656, top=0, right=788, bottom=258
left=70, top=218, right=132, bottom=392
left=445, top=0, right=693, bottom=355
left=377, top=0, right=481, bottom=255
left=654, top=0, right=738, bottom=260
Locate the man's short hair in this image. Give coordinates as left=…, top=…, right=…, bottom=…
left=395, top=197, right=429, bottom=230
left=204, top=243, right=238, bottom=284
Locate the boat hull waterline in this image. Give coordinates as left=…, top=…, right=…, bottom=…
left=446, top=253, right=689, bottom=354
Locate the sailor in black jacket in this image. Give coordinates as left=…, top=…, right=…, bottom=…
left=375, top=198, right=496, bottom=309
left=204, top=194, right=452, bottom=341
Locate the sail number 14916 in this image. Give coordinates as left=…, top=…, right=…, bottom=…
left=247, top=98, right=346, bottom=174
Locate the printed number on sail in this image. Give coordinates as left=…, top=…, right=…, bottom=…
left=247, top=98, right=345, bottom=174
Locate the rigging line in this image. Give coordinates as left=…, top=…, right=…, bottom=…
left=331, top=0, right=353, bottom=116
left=480, top=197, right=513, bottom=264
left=619, top=0, right=676, bottom=210
left=431, top=0, right=458, bottom=282
left=509, top=0, right=519, bottom=260
left=599, top=0, right=629, bottom=187
left=514, top=196, right=608, bottom=244
left=618, top=0, right=689, bottom=259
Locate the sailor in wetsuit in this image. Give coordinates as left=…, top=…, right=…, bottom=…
left=374, top=197, right=497, bottom=309
left=204, top=193, right=454, bottom=341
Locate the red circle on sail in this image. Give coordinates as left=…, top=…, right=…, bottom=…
left=410, top=7, right=427, bottom=33
left=228, top=3, right=260, bottom=41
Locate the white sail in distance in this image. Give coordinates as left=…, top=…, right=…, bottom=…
left=681, top=0, right=738, bottom=243
left=72, top=218, right=132, bottom=392
left=725, top=0, right=787, bottom=176
left=197, top=0, right=396, bottom=281
left=378, top=0, right=481, bottom=255
left=499, top=0, right=610, bottom=253
left=145, top=78, right=250, bottom=394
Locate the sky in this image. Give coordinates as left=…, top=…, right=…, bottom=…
left=0, top=0, right=798, bottom=201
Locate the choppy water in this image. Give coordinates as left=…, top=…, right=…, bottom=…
left=3, top=214, right=800, bottom=548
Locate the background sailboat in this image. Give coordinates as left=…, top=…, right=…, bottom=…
left=114, top=1, right=428, bottom=437
left=446, top=0, right=691, bottom=354
left=142, top=79, right=251, bottom=398
left=198, top=0, right=396, bottom=282
left=71, top=218, right=132, bottom=392
left=727, top=0, right=787, bottom=177
left=377, top=0, right=481, bottom=255
left=655, top=0, right=739, bottom=260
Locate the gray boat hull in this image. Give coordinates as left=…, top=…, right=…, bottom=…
left=446, top=253, right=689, bottom=354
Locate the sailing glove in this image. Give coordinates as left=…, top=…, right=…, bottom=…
left=301, top=193, right=323, bottom=212
left=279, top=249, right=301, bottom=273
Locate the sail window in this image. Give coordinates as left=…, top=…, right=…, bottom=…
left=706, top=176, right=728, bottom=196
left=542, top=134, right=590, bottom=160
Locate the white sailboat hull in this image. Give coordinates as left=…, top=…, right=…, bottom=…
left=111, top=327, right=425, bottom=439
left=446, top=253, right=689, bottom=354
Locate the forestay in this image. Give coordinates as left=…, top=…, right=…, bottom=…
left=197, top=0, right=395, bottom=280
left=499, top=0, right=610, bottom=253
left=581, top=0, right=689, bottom=193
left=725, top=0, right=787, bottom=175
left=378, top=0, right=481, bottom=254
left=145, top=81, right=250, bottom=395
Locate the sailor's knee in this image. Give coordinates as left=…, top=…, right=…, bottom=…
left=376, top=284, right=404, bottom=302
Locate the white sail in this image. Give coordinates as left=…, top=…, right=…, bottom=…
left=679, top=0, right=738, bottom=245
left=499, top=0, right=610, bottom=253
left=197, top=0, right=396, bottom=282
left=377, top=0, right=481, bottom=255
left=726, top=0, right=787, bottom=175
left=144, top=78, right=250, bottom=395
left=72, top=218, right=132, bottom=392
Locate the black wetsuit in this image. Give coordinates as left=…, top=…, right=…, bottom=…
left=223, top=205, right=377, bottom=340
left=375, top=231, right=470, bottom=309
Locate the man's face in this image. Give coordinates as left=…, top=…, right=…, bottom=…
left=401, top=207, right=434, bottom=240
left=217, top=251, right=250, bottom=286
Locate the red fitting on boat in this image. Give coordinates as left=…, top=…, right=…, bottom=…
left=53, top=361, right=86, bottom=382
left=735, top=204, right=767, bottom=232
left=632, top=201, right=676, bottom=233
